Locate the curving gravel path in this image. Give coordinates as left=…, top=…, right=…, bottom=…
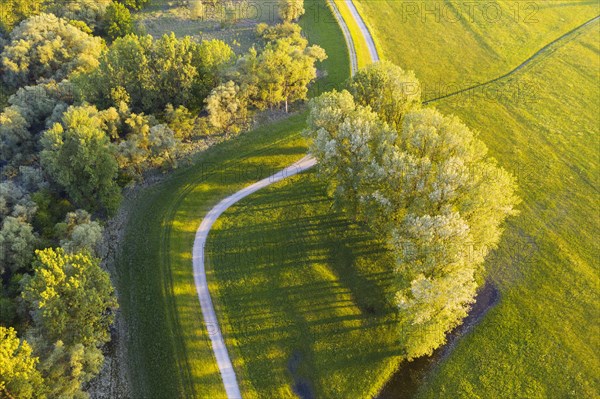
left=192, top=156, right=317, bottom=398
left=192, top=3, right=380, bottom=397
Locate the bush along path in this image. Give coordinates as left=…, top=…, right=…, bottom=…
left=191, top=4, right=379, bottom=398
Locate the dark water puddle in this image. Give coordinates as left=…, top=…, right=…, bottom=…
left=377, top=283, right=500, bottom=399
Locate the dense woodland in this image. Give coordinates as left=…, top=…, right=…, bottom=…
left=0, top=0, right=319, bottom=397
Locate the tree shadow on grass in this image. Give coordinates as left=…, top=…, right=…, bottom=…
left=205, top=170, right=403, bottom=397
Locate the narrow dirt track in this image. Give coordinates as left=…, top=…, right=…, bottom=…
left=192, top=157, right=316, bottom=398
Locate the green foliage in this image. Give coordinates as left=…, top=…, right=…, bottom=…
left=257, top=22, right=303, bottom=44
left=195, top=39, right=235, bottom=103
left=114, top=110, right=179, bottom=177
left=278, top=0, right=305, bottom=22
left=22, top=248, right=117, bottom=347
left=80, top=34, right=233, bottom=113
left=148, top=124, right=178, bottom=169
left=40, top=105, right=121, bottom=214
left=44, top=0, right=111, bottom=31
left=0, top=0, right=43, bottom=34
left=54, top=209, right=104, bottom=255
left=205, top=81, right=249, bottom=135
left=36, top=340, right=103, bottom=399
left=0, top=216, right=38, bottom=274
left=236, top=25, right=327, bottom=112
left=104, top=2, right=133, bottom=41
left=164, top=104, right=196, bottom=140
left=305, top=65, right=519, bottom=359
left=31, top=189, right=75, bottom=241
left=0, top=327, right=45, bottom=399
left=348, top=61, right=421, bottom=130
left=1, top=13, right=104, bottom=89
left=8, top=83, right=65, bottom=130
left=119, top=0, right=149, bottom=11
left=0, top=105, right=32, bottom=164
left=0, top=81, right=73, bottom=167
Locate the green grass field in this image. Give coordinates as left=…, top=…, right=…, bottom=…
left=207, top=169, right=400, bottom=398
left=354, top=0, right=598, bottom=98
left=416, top=20, right=600, bottom=399
left=114, top=0, right=350, bottom=397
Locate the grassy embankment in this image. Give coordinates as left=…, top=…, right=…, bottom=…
left=332, top=0, right=373, bottom=68
left=354, top=0, right=598, bottom=97
left=418, top=19, right=600, bottom=399
left=115, top=0, right=350, bottom=397
left=208, top=2, right=600, bottom=398
left=350, top=0, right=599, bottom=396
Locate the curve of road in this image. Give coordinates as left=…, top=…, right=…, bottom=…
left=345, top=0, right=380, bottom=62
left=191, top=4, right=379, bottom=398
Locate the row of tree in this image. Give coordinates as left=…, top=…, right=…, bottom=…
left=305, top=62, right=520, bottom=359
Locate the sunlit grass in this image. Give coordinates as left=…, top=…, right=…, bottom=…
left=415, top=22, right=600, bottom=398
left=354, top=0, right=598, bottom=95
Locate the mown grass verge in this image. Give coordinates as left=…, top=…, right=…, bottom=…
left=331, top=0, right=373, bottom=68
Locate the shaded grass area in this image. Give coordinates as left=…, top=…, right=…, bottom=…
left=117, top=114, right=308, bottom=398
left=114, top=0, right=350, bottom=397
left=354, top=0, right=599, bottom=99
left=415, top=22, right=600, bottom=398
left=207, top=170, right=401, bottom=398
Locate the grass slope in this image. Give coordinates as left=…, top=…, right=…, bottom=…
left=417, top=21, right=600, bottom=398
left=115, top=0, right=349, bottom=397
left=208, top=170, right=400, bottom=398
left=354, top=0, right=599, bottom=98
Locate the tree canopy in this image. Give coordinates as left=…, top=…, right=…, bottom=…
left=279, top=0, right=305, bottom=22
left=1, top=13, right=104, bottom=88
left=234, top=26, right=326, bottom=112
left=21, top=248, right=117, bottom=348
left=305, top=63, right=519, bottom=359
left=79, top=34, right=234, bottom=113
left=40, top=105, right=121, bottom=214
left=0, top=327, right=45, bottom=399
